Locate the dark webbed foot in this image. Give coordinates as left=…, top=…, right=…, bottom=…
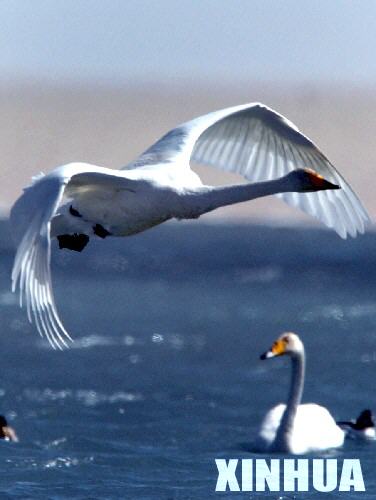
left=69, top=205, right=82, bottom=218
left=93, top=224, right=111, bottom=239
left=57, top=234, right=89, bottom=252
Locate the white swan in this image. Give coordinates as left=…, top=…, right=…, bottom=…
left=255, top=332, right=344, bottom=454
left=10, top=103, right=369, bottom=348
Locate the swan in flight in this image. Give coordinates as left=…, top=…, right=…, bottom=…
left=337, top=409, right=376, bottom=440
left=255, top=332, right=344, bottom=454
left=10, top=103, right=369, bottom=348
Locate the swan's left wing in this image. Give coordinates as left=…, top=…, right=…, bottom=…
left=11, top=163, right=139, bottom=349
left=11, top=170, right=73, bottom=349
left=126, top=103, right=369, bottom=238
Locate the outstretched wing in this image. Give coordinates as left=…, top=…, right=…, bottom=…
left=125, top=103, right=369, bottom=238
left=11, top=163, right=139, bottom=349
left=11, top=170, right=72, bottom=349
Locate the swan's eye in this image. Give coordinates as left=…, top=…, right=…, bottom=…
left=282, top=336, right=289, bottom=344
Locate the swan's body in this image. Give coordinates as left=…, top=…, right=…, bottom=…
left=337, top=409, right=376, bottom=441
left=10, top=103, right=369, bottom=348
left=255, top=333, right=344, bottom=454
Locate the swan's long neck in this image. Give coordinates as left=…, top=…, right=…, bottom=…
left=274, top=350, right=305, bottom=451
left=182, top=177, right=292, bottom=217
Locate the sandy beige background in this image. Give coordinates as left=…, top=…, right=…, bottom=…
left=0, top=81, right=374, bottom=227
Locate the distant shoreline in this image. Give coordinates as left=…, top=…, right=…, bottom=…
left=0, top=81, right=373, bottom=222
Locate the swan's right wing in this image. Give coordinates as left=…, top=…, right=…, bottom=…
left=295, top=404, right=344, bottom=451
left=125, top=103, right=369, bottom=238
left=11, top=171, right=72, bottom=349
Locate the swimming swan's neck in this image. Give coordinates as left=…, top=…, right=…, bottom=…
left=274, top=350, right=305, bottom=451
left=183, top=177, right=292, bottom=216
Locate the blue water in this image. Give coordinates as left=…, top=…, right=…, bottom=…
left=0, top=221, right=374, bottom=499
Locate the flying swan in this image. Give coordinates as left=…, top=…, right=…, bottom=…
left=10, top=103, right=369, bottom=348
left=255, top=332, right=345, bottom=454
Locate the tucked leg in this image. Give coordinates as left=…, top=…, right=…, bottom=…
left=57, top=233, right=89, bottom=252
left=93, top=224, right=111, bottom=239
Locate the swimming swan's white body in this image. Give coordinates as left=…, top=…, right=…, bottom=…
left=255, top=333, right=344, bottom=454
left=10, top=103, right=369, bottom=348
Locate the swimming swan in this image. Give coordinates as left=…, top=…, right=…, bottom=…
left=255, top=332, right=344, bottom=454
left=10, top=103, right=369, bottom=348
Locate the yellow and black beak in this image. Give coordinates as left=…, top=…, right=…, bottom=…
left=305, top=169, right=340, bottom=191
left=260, top=338, right=286, bottom=360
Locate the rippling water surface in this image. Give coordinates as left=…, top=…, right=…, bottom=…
left=0, top=221, right=374, bottom=499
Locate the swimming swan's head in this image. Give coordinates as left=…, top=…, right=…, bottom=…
left=260, top=332, right=304, bottom=360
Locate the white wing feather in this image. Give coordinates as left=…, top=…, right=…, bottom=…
left=11, top=164, right=140, bottom=349
left=126, top=103, right=369, bottom=238
left=256, top=403, right=344, bottom=454
left=11, top=171, right=72, bottom=349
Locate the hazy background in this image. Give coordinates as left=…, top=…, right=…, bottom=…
left=1, top=0, right=375, bottom=224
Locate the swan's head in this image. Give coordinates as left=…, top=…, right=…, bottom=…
left=286, top=169, right=340, bottom=193
left=260, top=332, right=304, bottom=360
